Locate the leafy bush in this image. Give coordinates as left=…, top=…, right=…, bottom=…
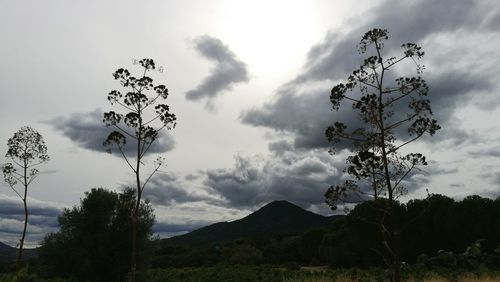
left=37, top=188, right=155, bottom=281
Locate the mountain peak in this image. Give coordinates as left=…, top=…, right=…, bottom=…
left=162, top=199, right=337, bottom=247
left=265, top=200, right=296, bottom=206
left=248, top=200, right=321, bottom=220
left=259, top=200, right=300, bottom=210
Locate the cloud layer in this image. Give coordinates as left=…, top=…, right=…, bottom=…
left=143, top=172, right=222, bottom=207
left=186, top=35, right=249, bottom=106
left=293, top=0, right=496, bottom=85
left=203, top=149, right=344, bottom=209
left=242, top=0, right=500, bottom=151
left=0, top=195, right=62, bottom=247
left=231, top=0, right=500, bottom=210
left=48, top=109, right=176, bottom=157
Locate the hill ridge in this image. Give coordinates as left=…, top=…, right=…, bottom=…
left=161, top=200, right=339, bottom=247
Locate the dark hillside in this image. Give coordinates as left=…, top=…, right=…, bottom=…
left=161, top=200, right=340, bottom=247
left=0, top=242, right=16, bottom=261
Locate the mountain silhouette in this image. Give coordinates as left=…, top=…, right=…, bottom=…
left=0, top=242, right=38, bottom=261
left=0, top=242, right=16, bottom=261
left=161, top=200, right=340, bottom=247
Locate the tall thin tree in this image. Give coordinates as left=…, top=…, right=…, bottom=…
left=103, top=58, right=176, bottom=277
left=325, top=28, right=440, bottom=282
left=2, top=126, right=49, bottom=264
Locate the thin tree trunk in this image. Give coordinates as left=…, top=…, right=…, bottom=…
left=374, top=44, right=401, bottom=282
left=17, top=165, right=29, bottom=266
left=16, top=199, right=28, bottom=265
left=130, top=155, right=140, bottom=280
left=130, top=212, right=138, bottom=281
left=131, top=105, right=143, bottom=281
left=392, top=230, right=401, bottom=282
left=388, top=198, right=401, bottom=282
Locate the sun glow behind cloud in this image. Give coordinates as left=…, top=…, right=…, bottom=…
left=216, top=0, right=322, bottom=78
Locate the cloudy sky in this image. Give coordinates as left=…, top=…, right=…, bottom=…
left=1, top=0, right=500, bottom=246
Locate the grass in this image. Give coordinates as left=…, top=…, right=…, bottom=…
left=2, top=265, right=500, bottom=281
left=137, top=266, right=500, bottom=282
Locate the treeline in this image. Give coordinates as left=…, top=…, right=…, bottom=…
left=0, top=188, right=157, bottom=282
left=153, top=194, right=500, bottom=269
left=3, top=192, right=500, bottom=281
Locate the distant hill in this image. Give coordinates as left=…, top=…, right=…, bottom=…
left=0, top=242, right=16, bottom=261
left=0, top=242, right=38, bottom=262
left=161, top=200, right=341, bottom=247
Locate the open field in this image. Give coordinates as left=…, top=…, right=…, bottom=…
left=2, top=264, right=500, bottom=281
left=135, top=266, right=500, bottom=282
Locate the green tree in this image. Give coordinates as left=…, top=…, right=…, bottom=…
left=2, top=126, right=49, bottom=264
left=103, top=58, right=176, bottom=276
left=324, top=28, right=440, bottom=281
left=39, top=188, right=155, bottom=281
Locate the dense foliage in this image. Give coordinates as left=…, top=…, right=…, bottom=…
left=37, top=188, right=155, bottom=281
left=153, top=194, right=500, bottom=269
left=2, top=193, right=500, bottom=281
left=3, top=265, right=500, bottom=282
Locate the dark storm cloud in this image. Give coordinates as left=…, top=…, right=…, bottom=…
left=242, top=67, right=492, bottom=150
left=0, top=196, right=61, bottom=246
left=186, top=35, right=249, bottom=104
left=204, top=142, right=438, bottom=210
left=293, top=0, right=493, bottom=84
left=0, top=198, right=60, bottom=219
left=230, top=0, right=500, bottom=211
left=143, top=173, right=222, bottom=207
left=47, top=109, right=175, bottom=157
left=242, top=87, right=337, bottom=149
left=484, top=9, right=500, bottom=30
left=203, top=151, right=344, bottom=209
left=242, top=0, right=499, bottom=150
left=202, top=148, right=432, bottom=210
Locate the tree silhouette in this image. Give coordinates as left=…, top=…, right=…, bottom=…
left=39, top=188, right=155, bottom=281
left=103, top=58, right=176, bottom=277
left=2, top=126, right=49, bottom=264
left=324, top=28, right=440, bottom=282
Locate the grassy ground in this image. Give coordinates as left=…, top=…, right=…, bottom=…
left=136, top=266, right=500, bottom=282
left=2, top=265, right=500, bottom=281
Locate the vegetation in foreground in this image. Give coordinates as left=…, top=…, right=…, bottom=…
left=138, top=266, right=500, bottom=282
left=2, top=264, right=500, bottom=282
left=1, top=193, right=500, bottom=281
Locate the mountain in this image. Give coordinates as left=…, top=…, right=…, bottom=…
left=161, top=200, right=341, bottom=247
left=0, top=242, right=38, bottom=262
left=0, top=242, right=16, bottom=261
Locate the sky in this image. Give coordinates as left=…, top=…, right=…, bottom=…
left=1, top=0, right=500, bottom=247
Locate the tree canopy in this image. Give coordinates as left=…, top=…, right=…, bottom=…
left=103, top=58, right=176, bottom=276
left=38, top=188, right=155, bottom=281
left=2, top=126, right=49, bottom=264
left=324, top=28, right=440, bottom=282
